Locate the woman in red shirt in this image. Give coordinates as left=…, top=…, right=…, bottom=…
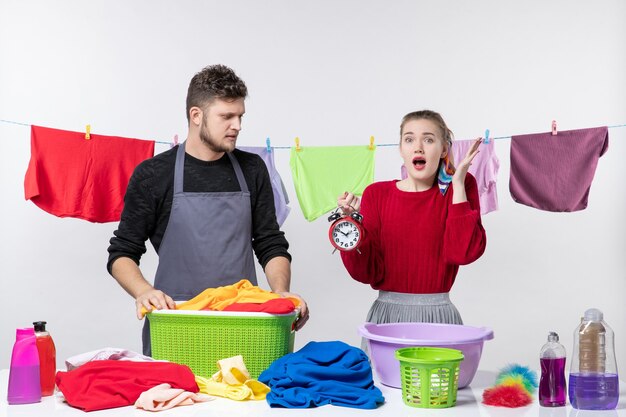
left=338, top=110, right=486, bottom=325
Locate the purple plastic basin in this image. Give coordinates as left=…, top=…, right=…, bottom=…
left=359, top=322, right=494, bottom=389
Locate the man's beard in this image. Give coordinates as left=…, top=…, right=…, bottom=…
left=199, top=122, right=235, bottom=153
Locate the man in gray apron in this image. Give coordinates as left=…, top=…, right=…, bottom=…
left=107, top=65, right=308, bottom=355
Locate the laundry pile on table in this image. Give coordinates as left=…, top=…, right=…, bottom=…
left=54, top=341, right=384, bottom=412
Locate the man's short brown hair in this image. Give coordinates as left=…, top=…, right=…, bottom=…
left=186, top=64, right=248, bottom=122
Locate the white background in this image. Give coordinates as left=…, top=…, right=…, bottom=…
left=1, top=0, right=624, bottom=375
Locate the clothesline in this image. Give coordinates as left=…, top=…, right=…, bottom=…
left=2, top=118, right=625, bottom=148
left=18, top=120, right=615, bottom=222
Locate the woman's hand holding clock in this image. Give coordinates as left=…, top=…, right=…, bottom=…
left=337, top=191, right=361, bottom=215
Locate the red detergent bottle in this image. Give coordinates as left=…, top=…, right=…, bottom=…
left=33, top=321, right=56, bottom=396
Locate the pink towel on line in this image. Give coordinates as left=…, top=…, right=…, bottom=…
left=509, top=126, right=608, bottom=212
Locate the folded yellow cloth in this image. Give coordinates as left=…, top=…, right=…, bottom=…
left=140, top=279, right=300, bottom=318
left=176, top=279, right=301, bottom=311
left=195, top=355, right=270, bottom=401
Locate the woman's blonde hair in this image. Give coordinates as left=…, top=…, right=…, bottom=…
left=400, top=110, right=453, bottom=147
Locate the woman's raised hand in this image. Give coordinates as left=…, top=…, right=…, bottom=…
left=453, top=137, right=482, bottom=184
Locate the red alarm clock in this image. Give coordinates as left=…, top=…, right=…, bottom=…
left=328, top=209, right=364, bottom=253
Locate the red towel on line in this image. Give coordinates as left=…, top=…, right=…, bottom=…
left=24, top=125, right=155, bottom=223
left=55, top=360, right=198, bottom=412
left=221, top=298, right=297, bottom=313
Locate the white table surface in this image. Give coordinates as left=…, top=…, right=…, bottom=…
left=1, top=368, right=626, bottom=417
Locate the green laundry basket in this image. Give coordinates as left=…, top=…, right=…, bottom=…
left=148, top=310, right=296, bottom=379
left=395, top=347, right=464, bottom=408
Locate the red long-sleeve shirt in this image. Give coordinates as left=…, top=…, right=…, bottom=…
left=340, top=174, right=486, bottom=294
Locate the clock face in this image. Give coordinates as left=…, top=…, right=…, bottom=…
left=331, top=219, right=361, bottom=250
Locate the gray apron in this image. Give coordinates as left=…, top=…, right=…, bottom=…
left=142, top=142, right=257, bottom=355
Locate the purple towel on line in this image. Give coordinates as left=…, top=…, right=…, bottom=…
left=238, top=146, right=291, bottom=226
left=509, top=126, right=609, bottom=212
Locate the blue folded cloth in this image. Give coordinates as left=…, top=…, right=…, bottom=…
left=259, top=341, right=385, bottom=409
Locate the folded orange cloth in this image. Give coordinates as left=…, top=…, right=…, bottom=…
left=140, top=280, right=300, bottom=317
left=175, top=279, right=300, bottom=312
left=134, top=383, right=213, bottom=411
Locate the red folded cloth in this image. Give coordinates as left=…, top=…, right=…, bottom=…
left=55, top=360, right=198, bottom=412
left=221, top=298, right=296, bottom=314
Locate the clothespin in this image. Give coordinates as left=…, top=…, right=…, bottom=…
left=369, top=135, right=375, bottom=150
left=484, top=129, right=490, bottom=144
left=266, top=137, right=272, bottom=153
left=551, top=120, right=557, bottom=136
left=295, top=137, right=301, bottom=152
left=170, top=134, right=179, bottom=149
left=85, top=124, right=91, bottom=140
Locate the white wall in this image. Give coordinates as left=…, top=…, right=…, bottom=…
left=1, top=0, right=625, bottom=375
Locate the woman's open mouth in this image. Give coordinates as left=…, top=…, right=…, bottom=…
left=412, top=156, right=426, bottom=171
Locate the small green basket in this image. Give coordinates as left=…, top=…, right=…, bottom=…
left=395, top=347, right=464, bottom=408
left=148, top=310, right=296, bottom=379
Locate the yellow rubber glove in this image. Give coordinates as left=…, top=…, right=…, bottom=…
left=195, top=355, right=271, bottom=401
left=212, top=356, right=250, bottom=385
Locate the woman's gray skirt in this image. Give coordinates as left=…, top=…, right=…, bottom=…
left=366, top=291, right=463, bottom=325
left=362, top=291, right=463, bottom=352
